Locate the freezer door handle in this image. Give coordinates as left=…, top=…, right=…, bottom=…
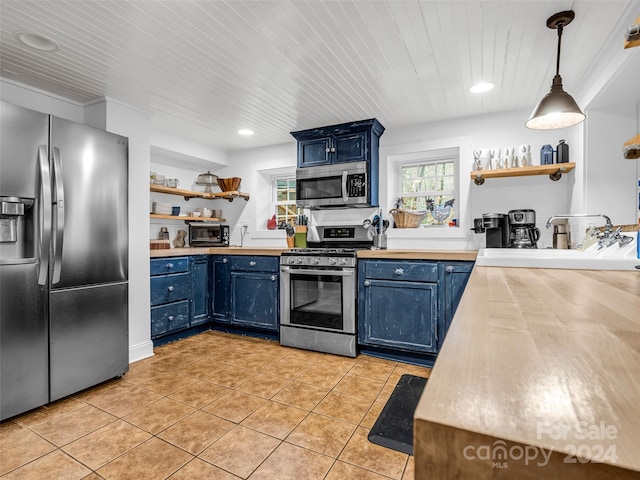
left=51, top=146, right=64, bottom=284
left=37, top=145, right=51, bottom=286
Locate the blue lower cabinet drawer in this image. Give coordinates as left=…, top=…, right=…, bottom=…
left=231, top=256, right=279, bottom=273
left=150, top=257, right=189, bottom=275
left=151, top=301, right=189, bottom=337
left=150, top=273, right=189, bottom=306
left=363, top=261, right=438, bottom=282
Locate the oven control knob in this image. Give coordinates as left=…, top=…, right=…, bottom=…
left=340, top=258, right=347, bottom=265
left=312, top=258, right=320, bottom=264
left=296, top=258, right=304, bottom=264
left=329, top=258, right=337, bottom=265
left=287, top=257, right=295, bottom=264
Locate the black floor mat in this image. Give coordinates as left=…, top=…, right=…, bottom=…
left=367, top=374, right=428, bottom=455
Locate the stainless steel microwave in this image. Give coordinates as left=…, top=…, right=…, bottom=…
left=296, top=161, right=375, bottom=209
left=189, top=224, right=229, bottom=247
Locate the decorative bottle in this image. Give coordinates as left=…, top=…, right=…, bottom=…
left=540, top=144, right=554, bottom=165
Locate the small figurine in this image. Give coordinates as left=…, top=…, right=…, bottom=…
left=173, top=229, right=187, bottom=248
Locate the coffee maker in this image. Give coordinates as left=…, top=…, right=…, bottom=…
left=508, top=209, right=540, bottom=248
left=481, top=213, right=510, bottom=248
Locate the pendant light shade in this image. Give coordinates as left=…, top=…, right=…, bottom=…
left=526, top=11, right=585, bottom=130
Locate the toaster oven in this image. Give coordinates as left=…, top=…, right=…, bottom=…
left=189, top=224, right=229, bottom=247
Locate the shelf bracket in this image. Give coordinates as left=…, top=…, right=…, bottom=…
left=473, top=173, right=485, bottom=186
left=549, top=166, right=568, bottom=181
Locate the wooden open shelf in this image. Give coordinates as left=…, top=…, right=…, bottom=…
left=150, top=184, right=250, bottom=201
left=470, top=162, right=576, bottom=185
left=150, top=214, right=226, bottom=223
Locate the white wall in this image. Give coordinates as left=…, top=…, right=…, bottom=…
left=101, top=100, right=154, bottom=363
left=584, top=110, right=638, bottom=224
left=218, top=109, right=582, bottom=249
left=223, top=143, right=298, bottom=247
left=378, top=109, right=581, bottom=249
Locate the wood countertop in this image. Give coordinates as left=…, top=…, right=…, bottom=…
left=151, top=248, right=478, bottom=260
left=357, top=249, right=477, bottom=261
left=414, top=266, right=640, bottom=479
left=150, top=247, right=286, bottom=257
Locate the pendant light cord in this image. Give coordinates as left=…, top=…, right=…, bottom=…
left=556, top=23, right=564, bottom=77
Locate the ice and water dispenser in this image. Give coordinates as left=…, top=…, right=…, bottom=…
left=0, top=196, right=35, bottom=260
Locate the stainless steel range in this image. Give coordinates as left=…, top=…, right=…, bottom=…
left=279, top=225, right=371, bottom=357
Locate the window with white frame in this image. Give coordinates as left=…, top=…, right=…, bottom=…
left=272, top=175, right=301, bottom=225
left=395, top=152, right=458, bottom=226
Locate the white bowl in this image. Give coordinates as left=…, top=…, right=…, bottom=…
left=191, top=211, right=201, bottom=217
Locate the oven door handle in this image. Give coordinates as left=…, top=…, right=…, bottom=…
left=341, top=171, right=349, bottom=202
left=280, top=266, right=354, bottom=276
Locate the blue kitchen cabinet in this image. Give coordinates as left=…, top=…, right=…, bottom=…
left=358, top=260, right=439, bottom=354
left=190, top=255, right=210, bottom=326
left=442, top=262, right=473, bottom=338
left=297, top=137, right=333, bottom=167
left=291, top=118, right=384, bottom=168
left=230, top=256, right=279, bottom=332
left=358, top=259, right=474, bottom=362
left=210, top=255, right=231, bottom=323
left=150, top=257, right=190, bottom=339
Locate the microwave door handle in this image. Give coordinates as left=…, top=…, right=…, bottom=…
left=342, top=171, right=348, bottom=202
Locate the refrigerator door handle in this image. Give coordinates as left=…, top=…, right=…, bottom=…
left=37, top=145, right=51, bottom=286
left=51, top=146, right=64, bottom=284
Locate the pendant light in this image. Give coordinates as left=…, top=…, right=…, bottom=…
left=526, top=10, right=585, bottom=130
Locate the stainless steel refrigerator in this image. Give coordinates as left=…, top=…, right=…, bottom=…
left=0, top=101, right=129, bottom=421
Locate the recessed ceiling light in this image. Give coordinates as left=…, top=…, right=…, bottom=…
left=15, top=31, right=59, bottom=52
left=238, top=129, right=254, bottom=136
left=469, top=82, right=494, bottom=94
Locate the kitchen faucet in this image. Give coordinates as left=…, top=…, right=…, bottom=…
left=545, top=214, right=632, bottom=249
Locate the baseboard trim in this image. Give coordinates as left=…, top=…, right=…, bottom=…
left=129, top=340, right=154, bottom=363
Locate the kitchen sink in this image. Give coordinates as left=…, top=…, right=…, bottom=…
left=476, top=241, right=639, bottom=270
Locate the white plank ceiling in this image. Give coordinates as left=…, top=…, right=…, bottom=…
left=0, top=0, right=636, bottom=151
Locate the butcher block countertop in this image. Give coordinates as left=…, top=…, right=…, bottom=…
left=357, top=249, right=477, bottom=261
left=150, top=247, right=286, bottom=257
left=150, top=248, right=477, bottom=261
left=414, top=266, right=640, bottom=479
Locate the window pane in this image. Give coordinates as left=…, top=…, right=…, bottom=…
left=397, top=156, right=457, bottom=227
left=443, top=162, right=455, bottom=175
left=441, top=176, right=455, bottom=191
left=273, top=175, right=300, bottom=223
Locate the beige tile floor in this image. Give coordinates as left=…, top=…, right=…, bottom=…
left=0, top=330, right=431, bottom=480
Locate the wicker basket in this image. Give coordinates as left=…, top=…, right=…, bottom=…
left=389, top=209, right=427, bottom=228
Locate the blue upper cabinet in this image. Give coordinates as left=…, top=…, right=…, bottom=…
left=297, top=137, right=332, bottom=167
left=291, top=118, right=384, bottom=168
left=332, top=132, right=368, bottom=164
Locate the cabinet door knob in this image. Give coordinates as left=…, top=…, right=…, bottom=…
left=330, top=147, right=336, bottom=153
left=446, top=266, right=454, bottom=274
left=250, top=261, right=256, bottom=267
left=325, top=148, right=330, bottom=153
left=364, top=280, right=371, bottom=287
left=394, top=268, right=404, bottom=276
left=167, top=286, right=174, bottom=292
left=167, top=263, right=174, bottom=269
left=222, top=258, right=227, bottom=263
left=167, top=315, right=174, bottom=321
left=271, top=275, right=276, bottom=282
